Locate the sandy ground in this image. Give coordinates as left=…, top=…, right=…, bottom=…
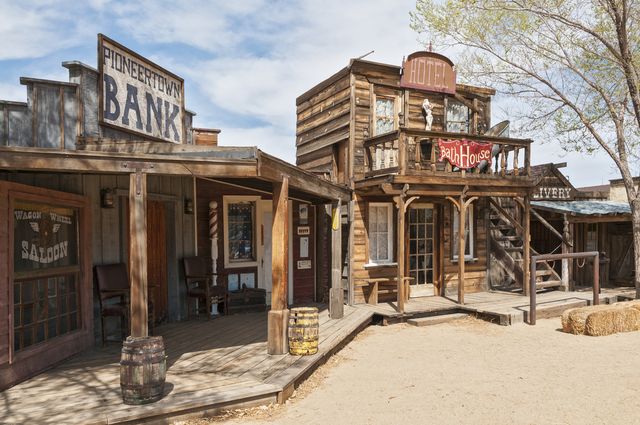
left=179, top=317, right=640, bottom=425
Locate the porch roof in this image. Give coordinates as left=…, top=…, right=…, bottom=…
left=531, top=200, right=631, bottom=217
left=0, top=141, right=351, bottom=203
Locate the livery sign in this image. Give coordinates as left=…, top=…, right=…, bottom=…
left=98, top=34, right=185, bottom=143
left=438, top=139, right=493, bottom=169
left=13, top=201, right=78, bottom=273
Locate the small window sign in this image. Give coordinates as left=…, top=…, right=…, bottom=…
left=297, top=260, right=312, bottom=270
left=297, top=226, right=310, bottom=235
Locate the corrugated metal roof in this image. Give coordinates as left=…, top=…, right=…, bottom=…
left=531, top=200, right=631, bottom=216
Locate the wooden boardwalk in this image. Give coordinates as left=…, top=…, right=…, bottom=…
left=0, top=305, right=373, bottom=424
left=358, top=288, right=637, bottom=325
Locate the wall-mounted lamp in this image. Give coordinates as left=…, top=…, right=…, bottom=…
left=184, top=198, right=194, bottom=214
left=101, top=188, right=115, bottom=209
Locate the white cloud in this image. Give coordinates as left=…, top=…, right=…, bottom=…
left=0, top=83, right=27, bottom=102
left=219, top=126, right=295, bottom=163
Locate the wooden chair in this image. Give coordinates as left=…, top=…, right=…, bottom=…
left=95, top=263, right=130, bottom=345
left=95, top=263, right=156, bottom=345
left=183, top=257, right=228, bottom=318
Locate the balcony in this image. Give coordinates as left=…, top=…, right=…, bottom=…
left=363, top=128, right=532, bottom=184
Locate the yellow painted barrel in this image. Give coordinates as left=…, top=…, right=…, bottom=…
left=288, top=307, right=319, bottom=356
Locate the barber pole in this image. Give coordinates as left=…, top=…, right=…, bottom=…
left=209, top=201, right=218, bottom=315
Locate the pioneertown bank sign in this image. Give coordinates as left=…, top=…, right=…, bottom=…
left=98, top=34, right=185, bottom=143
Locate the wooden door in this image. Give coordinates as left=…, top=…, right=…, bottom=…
left=146, top=200, right=167, bottom=322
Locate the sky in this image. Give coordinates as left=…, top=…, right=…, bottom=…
left=0, top=0, right=626, bottom=187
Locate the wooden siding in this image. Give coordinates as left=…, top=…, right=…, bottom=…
left=295, top=74, right=351, bottom=184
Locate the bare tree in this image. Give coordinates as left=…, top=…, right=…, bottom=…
left=412, top=0, right=640, bottom=296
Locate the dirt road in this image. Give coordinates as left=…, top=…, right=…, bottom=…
left=181, top=317, right=640, bottom=425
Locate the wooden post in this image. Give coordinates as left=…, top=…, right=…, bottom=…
left=458, top=194, right=466, bottom=305
left=523, top=196, right=531, bottom=297
left=329, top=200, right=344, bottom=319
left=397, top=195, right=406, bottom=313
left=129, top=171, right=148, bottom=337
left=561, top=214, right=570, bottom=291
left=268, top=177, right=290, bottom=355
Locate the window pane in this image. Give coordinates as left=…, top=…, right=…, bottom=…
left=228, top=202, right=255, bottom=261
left=378, top=232, right=388, bottom=259
left=446, top=100, right=469, bottom=133
left=375, top=98, right=395, bottom=134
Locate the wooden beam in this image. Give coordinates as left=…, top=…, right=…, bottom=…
left=397, top=195, right=406, bottom=313
left=458, top=194, right=466, bottom=304
left=561, top=214, right=571, bottom=290
left=129, top=171, right=148, bottom=337
left=329, top=200, right=344, bottom=319
left=523, top=196, right=531, bottom=297
left=0, top=148, right=258, bottom=177
left=268, top=176, right=290, bottom=355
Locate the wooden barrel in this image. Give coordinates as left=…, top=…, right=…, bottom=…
left=120, top=336, right=166, bottom=405
left=288, top=307, right=319, bottom=355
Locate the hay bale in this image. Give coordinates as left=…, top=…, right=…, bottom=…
left=584, top=307, right=640, bottom=336
left=561, top=304, right=619, bottom=335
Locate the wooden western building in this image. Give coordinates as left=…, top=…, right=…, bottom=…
left=295, top=51, right=540, bottom=309
left=527, top=163, right=635, bottom=289
left=0, top=35, right=349, bottom=390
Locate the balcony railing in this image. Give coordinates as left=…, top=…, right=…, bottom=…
left=363, top=128, right=531, bottom=179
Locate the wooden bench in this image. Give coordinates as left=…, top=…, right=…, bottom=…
left=355, top=277, right=414, bottom=305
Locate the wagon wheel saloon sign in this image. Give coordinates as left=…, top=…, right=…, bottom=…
left=98, top=34, right=185, bottom=144
left=437, top=139, right=493, bottom=169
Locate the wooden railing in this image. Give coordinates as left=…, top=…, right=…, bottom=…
left=363, top=128, right=531, bottom=179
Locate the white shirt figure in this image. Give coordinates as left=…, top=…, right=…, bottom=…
left=422, top=99, right=434, bottom=131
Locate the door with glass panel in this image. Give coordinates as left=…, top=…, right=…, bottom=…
left=408, top=204, right=435, bottom=297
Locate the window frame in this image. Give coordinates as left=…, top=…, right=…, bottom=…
left=451, top=204, right=475, bottom=262
left=223, top=195, right=260, bottom=268
left=445, top=97, right=471, bottom=134
left=367, top=202, right=394, bottom=265
left=373, top=94, right=399, bottom=136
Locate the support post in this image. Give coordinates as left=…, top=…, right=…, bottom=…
left=330, top=200, right=344, bottom=319
left=209, top=201, right=219, bottom=315
left=523, top=196, right=531, bottom=297
left=129, top=171, right=148, bottom=337
left=458, top=194, right=466, bottom=305
left=561, top=214, right=570, bottom=291
left=397, top=195, right=406, bottom=313
left=268, top=176, right=289, bottom=355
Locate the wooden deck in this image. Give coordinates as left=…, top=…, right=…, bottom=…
left=358, top=288, right=637, bottom=325
left=0, top=305, right=373, bottom=424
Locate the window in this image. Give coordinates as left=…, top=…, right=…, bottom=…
left=368, top=203, right=394, bottom=264
left=586, top=223, right=597, bottom=251
left=452, top=206, right=474, bottom=261
left=446, top=99, right=470, bottom=133
left=375, top=97, right=395, bottom=135
left=224, top=197, right=258, bottom=267
left=12, top=200, right=81, bottom=352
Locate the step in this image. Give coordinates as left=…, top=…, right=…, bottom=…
left=494, top=235, right=521, bottom=242
left=535, top=269, right=556, bottom=276
left=407, top=313, right=469, bottom=327
left=504, top=247, right=524, bottom=252
left=489, top=225, right=514, bottom=230
left=536, top=280, right=563, bottom=290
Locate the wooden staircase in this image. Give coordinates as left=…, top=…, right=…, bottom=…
left=489, top=198, right=562, bottom=292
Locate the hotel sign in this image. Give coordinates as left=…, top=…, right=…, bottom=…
left=400, top=51, right=456, bottom=94
left=438, top=139, right=492, bottom=169
left=98, top=34, right=185, bottom=143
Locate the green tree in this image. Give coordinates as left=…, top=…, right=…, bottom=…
left=412, top=0, right=640, bottom=296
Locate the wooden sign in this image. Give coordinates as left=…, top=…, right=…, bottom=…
left=532, top=186, right=574, bottom=200
left=438, top=139, right=492, bottom=169
left=400, top=51, right=456, bottom=94
left=98, top=34, right=185, bottom=143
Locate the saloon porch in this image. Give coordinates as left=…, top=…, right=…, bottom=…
left=0, top=306, right=373, bottom=424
